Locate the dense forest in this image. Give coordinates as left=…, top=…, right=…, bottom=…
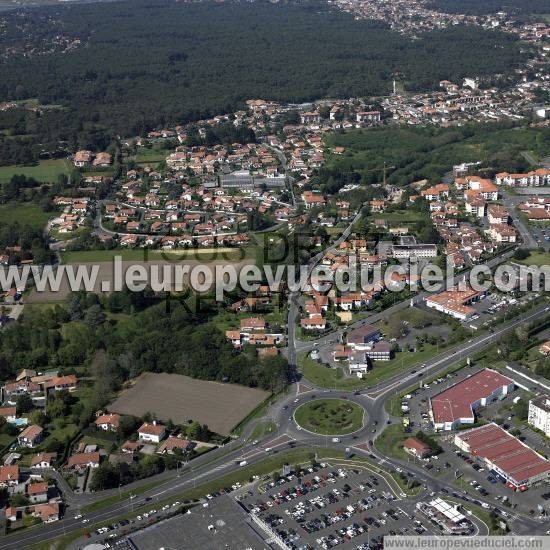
left=314, top=122, right=550, bottom=193
left=0, top=0, right=525, bottom=164
left=0, top=291, right=289, bottom=413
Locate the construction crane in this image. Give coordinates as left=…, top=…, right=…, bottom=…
left=364, top=163, right=396, bottom=186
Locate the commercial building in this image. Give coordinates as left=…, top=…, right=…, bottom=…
left=429, top=368, right=514, bottom=431
left=416, top=498, right=472, bottom=534
left=528, top=395, right=550, bottom=437
left=455, top=423, right=550, bottom=490
left=425, top=286, right=486, bottom=321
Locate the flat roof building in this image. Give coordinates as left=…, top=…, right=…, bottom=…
left=528, top=395, right=550, bottom=437
left=455, top=423, right=550, bottom=490
left=430, top=368, right=514, bottom=431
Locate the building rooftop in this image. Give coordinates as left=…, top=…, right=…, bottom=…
left=457, top=423, right=550, bottom=485
left=430, top=369, right=513, bottom=424
left=530, top=394, right=550, bottom=413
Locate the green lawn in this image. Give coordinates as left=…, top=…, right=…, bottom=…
left=0, top=203, right=52, bottom=231
left=298, top=353, right=366, bottom=390
left=249, top=420, right=277, bottom=441
left=0, top=159, right=71, bottom=183
left=134, top=146, right=169, bottom=164
left=0, top=433, right=15, bottom=451
left=50, top=226, right=87, bottom=242
left=294, top=398, right=364, bottom=435
left=40, top=421, right=80, bottom=450
left=374, top=424, right=409, bottom=461
left=376, top=211, right=428, bottom=223
left=515, top=251, right=550, bottom=269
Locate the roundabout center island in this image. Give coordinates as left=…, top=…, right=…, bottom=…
left=294, top=398, right=365, bottom=436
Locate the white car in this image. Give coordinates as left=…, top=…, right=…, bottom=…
left=81, top=518, right=89, bottom=524
left=74, top=514, right=82, bottom=520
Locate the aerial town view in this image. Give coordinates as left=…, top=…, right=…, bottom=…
left=0, top=0, right=549, bottom=549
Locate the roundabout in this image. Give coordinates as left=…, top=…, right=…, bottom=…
left=293, top=398, right=365, bottom=436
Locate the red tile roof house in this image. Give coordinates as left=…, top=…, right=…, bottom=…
left=138, top=422, right=166, bottom=444
left=429, top=369, right=514, bottom=431
left=240, top=317, right=266, bottom=332
left=26, top=481, right=49, bottom=504
left=5, top=506, right=20, bottom=522
left=539, top=341, right=550, bottom=356
left=121, top=440, right=143, bottom=454
left=17, top=425, right=44, bottom=448
left=43, top=375, right=78, bottom=396
left=94, top=413, right=121, bottom=432
left=403, top=437, right=432, bottom=459
left=156, top=437, right=194, bottom=455
left=30, top=452, right=57, bottom=469
left=31, top=502, right=60, bottom=523
left=0, top=406, right=17, bottom=422
left=300, top=315, right=326, bottom=331
left=0, top=465, right=20, bottom=487
left=67, top=451, right=101, bottom=471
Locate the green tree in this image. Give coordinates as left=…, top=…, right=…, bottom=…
left=16, top=393, right=34, bottom=415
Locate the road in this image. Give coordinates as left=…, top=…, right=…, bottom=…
left=500, top=189, right=541, bottom=250
left=3, top=297, right=547, bottom=548
left=5, top=195, right=549, bottom=547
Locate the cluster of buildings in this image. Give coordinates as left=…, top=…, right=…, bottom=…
left=165, top=142, right=279, bottom=179
left=64, top=417, right=194, bottom=477
left=225, top=316, right=285, bottom=358
left=1, top=370, right=77, bottom=408
left=334, top=324, right=392, bottom=375
left=50, top=196, right=91, bottom=234
left=332, top=0, right=549, bottom=125
left=0, top=464, right=61, bottom=524
left=518, top=197, right=550, bottom=221
left=495, top=169, right=550, bottom=187
left=73, top=150, right=112, bottom=168
left=418, top=174, right=517, bottom=266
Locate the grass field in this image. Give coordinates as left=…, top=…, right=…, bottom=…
left=375, top=211, right=427, bottom=223
left=0, top=203, right=52, bottom=230
left=110, top=372, right=269, bottom=435
left=60, top=247, right=250, bottom=264
left=0, top=159, right=71, bottom=183
left=374, top=424, right=409, bottom=461
left=294, top=398, right=364, bottom=435
left=134, top=147, right=169, bottom=164
left=515, top=251, right=550, bottom=269
left=298, top=353, right=366, bottom=391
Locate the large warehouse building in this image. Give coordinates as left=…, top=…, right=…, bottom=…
left=429, top=368, right=514, bottom=431
left=455, top=423, right=550, bottom=490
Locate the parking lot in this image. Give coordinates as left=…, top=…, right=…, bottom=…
left=396, top=368, right=550, bottom=518
left=238, top=463, right=455, bottom=549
